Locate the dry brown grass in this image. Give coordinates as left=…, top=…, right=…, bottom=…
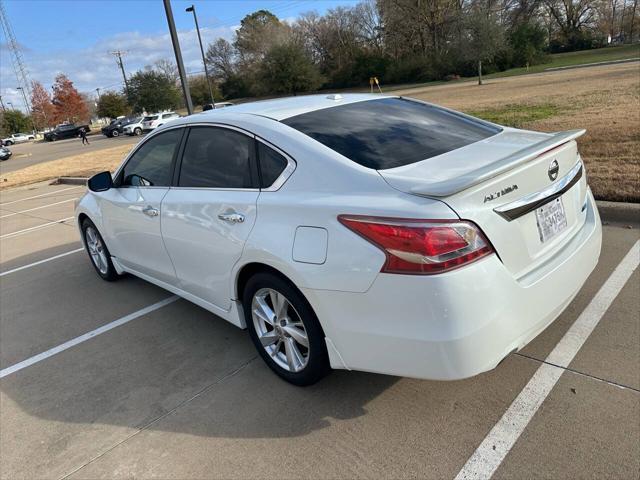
left=0, top=144, right=132, bottom=190
left=397, top=63, right=640, bottom=202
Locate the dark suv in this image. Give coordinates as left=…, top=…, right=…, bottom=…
left=101, top=116, right=139, bottom=138
left=44, top=124, right=90, bottom=142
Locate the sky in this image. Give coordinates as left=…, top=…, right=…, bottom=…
left=0, top=0, right=357, bottom=112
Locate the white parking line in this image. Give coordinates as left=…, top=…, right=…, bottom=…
left=455, top=240, right=640, bottom=480
left=0, top=198, right=78, bottom=219
left=0, top=296, right=179, bottom=379
left=0, top=186, right=81, bottom=207
left=0, top=216, right=75, bottom=239
left=0, top=248, right=84, bottom=277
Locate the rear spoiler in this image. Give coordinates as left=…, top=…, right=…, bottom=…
left=409, top=129, right=586, bottom=197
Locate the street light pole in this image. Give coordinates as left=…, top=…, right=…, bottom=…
left=186, top=4, right=215, bottom=106
left=164, top=0, right=193, bottom=115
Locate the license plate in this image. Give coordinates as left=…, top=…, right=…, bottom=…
left=535, top=197, right=568, bottom=243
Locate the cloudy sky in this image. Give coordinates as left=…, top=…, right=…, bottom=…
left=0, top=0, right=356, bottom=112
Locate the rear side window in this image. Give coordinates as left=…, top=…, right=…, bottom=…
left=121, top=129, right=182, bottom=186
left=178, top=127, right=254, bottom=188
left=258, top=142, right=288, bottom=188
left=282, top=98, right=501, bottom=170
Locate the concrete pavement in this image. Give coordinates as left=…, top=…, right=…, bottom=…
left=0, top=183, right=637, bottom=479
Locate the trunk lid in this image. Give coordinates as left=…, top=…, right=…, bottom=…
left=379, top=128, right=588, bottom=278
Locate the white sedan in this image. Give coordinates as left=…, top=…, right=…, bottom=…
left=2, top=132, right=34, bottom=145
left=76, top=94, right=602, bottom=386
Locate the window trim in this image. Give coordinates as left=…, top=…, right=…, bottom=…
left=113, top=125, right=186, bottom=189
left=171, top=124, right=260, bottom=192
left=255, top=137, right=296, bottom=192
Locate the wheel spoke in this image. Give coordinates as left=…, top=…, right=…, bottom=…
left=270, top=290, right=288, bottom=319
left=285, top=337, right=304, bottom=371
left=259, top=331, right=279, bottom=347
left=283, top=325, right=308, bottom=348
left=271, top=339, right=283, bottom=357
left=253, top=296, right=275, bottom=325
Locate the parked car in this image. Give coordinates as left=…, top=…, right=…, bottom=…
left=2, top=132, right=35, bottom=145
left=77, top=94, right=602, bottom=386
left=101, top=116, right=139, bottom=138
left=141, top=112, right=179, bottom=132
left=202, top=102, right=234, bottom=111
left=44, top=123, right=90, bottom=141
left=0, top=146, right=12, bottom=161
left=122, top=117, right=145, bottom=136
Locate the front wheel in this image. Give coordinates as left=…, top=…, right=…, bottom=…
left=134, top=127, right=142, bottom=136
left=81, top=219, right=119, bottom=281
left=111, top=130, right=119, bottom=137
left=5, top=141, right=13, bottom=146
left=243, top=272, right=330, bottom=386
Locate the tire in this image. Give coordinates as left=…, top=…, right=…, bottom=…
left=134, top=127, right=142, bottom=136
left=111, top=130, right=119, bottom=137
left=5, top=140, right=13, bottom=146
left=81, top=218, right=119, bottom=281
left=243, top=272, right=330, bottom=386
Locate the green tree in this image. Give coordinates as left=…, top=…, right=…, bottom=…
left=509, top=22, right=548, bottom=66
left=1, top=109, right=32, bottom=136
left=127, top=70, right=181, bottom=113
left=463, top=6, right=506, bottom=85
left=97, top=91, right=129, bottom=119
left=235, top=10, right=288, bottom=62
left=258, top=43, right=323, bottom=94
left=188, top=75, right=220, bottom=107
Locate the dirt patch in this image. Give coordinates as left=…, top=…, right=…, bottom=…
left=398, top=62, right=640, bottom=202
left=0, top=144, right=131, bottom=190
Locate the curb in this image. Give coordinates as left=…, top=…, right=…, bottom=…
left=596, top=200, right=639, bottom=226
left=53, top=176, right=88, bottom=186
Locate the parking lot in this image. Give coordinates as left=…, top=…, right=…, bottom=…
left=0, top=182, right=638, bottom=479
left=0, top=134, right=140, bottom=174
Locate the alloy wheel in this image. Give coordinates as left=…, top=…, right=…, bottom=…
left=85, top=226, right=109, bottom=275
left=251, top=287, right=310, bottom=372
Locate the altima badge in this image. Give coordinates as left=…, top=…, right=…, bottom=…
left=548, top=160, right=559, bottom=181
left=484, top=184, right=518, bottom=203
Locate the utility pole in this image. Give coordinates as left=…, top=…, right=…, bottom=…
left=110, top=50, right=130, bottom=98
left=186, top=4, right=215, bottom=106
left=0, top=95, right=5, bottom=112
left=95, top=88, right=101, bottom=101
left=164, top=0, right=193, bottom=114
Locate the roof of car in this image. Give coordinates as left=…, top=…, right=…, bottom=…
left=194, top=93, right=390, bottom=121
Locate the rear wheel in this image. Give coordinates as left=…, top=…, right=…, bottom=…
left=243, top=272, right=330, bottom=386
left=5, top=140, right=13, bottom=146
left=81, top=219, right=119, bottom=281
left=111, top=130, right=119, bottom=137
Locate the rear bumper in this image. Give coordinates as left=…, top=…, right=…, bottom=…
left=304, top=190, right=602, bottom=380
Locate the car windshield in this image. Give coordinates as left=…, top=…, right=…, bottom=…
left=282, top=98, right=502, bottom=170
left=144, top=116, right=158, bottom=121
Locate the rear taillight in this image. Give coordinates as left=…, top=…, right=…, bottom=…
left=338, top=215, right=494, bottom=274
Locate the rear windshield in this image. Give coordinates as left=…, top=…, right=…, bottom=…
left=282, top=98, right=501, bottom=170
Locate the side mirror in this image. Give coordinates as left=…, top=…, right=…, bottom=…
left=88, top=171, right=113, bottom=192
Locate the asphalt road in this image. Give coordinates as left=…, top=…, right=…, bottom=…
left=0, top=134, right=141, bottom=174
left=0, top=183, right=638, bottom=479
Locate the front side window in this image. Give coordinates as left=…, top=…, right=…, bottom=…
left=282, top=98, right=502, bottom=170
left=121, top=128, right=182, bottom=187
left=178, top=127, right=254, bottom=188
left=258, top=142, right=288, bottom=188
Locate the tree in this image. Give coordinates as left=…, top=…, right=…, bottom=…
left=97, top=91, right=129, bottom=119
left=127, top=70, right=181, bottom=113
left=545, top=0, right=597, bottom=49
left=153, top=58, right=179, bottom=85
left=258, top=43, right=323, bottom=94
left=51, top=74, right=89, bottom=124
left=188, top=75, right=220, bottom=107
left=235, top=10, right=289, bottom=62
left=0, top=109, right=32, bottom=136
left=205, top=38, right=237, bottom=80
left=463, top=4, right=506, bottom=85
left=30, top=81, right=55, bottom=130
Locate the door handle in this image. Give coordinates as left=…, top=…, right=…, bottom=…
left=142, top=205, right=159, bottom=217
left=218, top=212, right=245, bottom=224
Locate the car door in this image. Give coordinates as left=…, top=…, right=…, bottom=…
left=99, top=127, right=184, bottom=285
left=161, top=125, right=260, bottom=311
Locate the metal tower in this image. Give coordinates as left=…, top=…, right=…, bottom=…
left=0, top=0, right=33, bottom=111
